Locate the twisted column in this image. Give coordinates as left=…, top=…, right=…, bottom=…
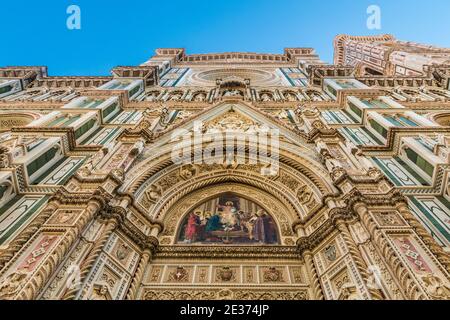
left=125, top=249, right=151, bottom=300
left=354, top=203, right=426, bottom=300
left=335, top=220, right=384, bottom=300
left=62, top=213, right=121, bottom=300
left=14, top=200, right=102, bottom=300
left=302, top=250, right=324, bottom=300
left=0, top=203, right=58, bottom=270
left=125, top=235, right=159, bottom=300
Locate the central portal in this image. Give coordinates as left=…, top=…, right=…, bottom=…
left=138, top=190, right=311, bottom=300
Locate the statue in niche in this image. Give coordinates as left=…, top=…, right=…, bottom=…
left=223, top=89, right=243, bottom=97
left=193, top=92, right=207, bottom=102
left=158, top=107, right=171, bottom=127
left=145, top=92, right=159, bottom=102
left=436, top=134, right=449, bottom=147
left=352, top=222, right=370, bottom=244
left=338, top=283, right=360, bottom=300
left=285, top=92, right=297, bottom=102
left=169, top=93, right=182, bottom=101
left=89, top=283, right=112, bottom=300
left=260, top=93, right=272, bottom=102
left=276, top=110, right=289, bottom=120
left=308, top=91, right=323, bottom=101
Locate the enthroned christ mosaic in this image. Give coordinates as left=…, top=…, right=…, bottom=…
left=177, top=193, right=279, bottom=245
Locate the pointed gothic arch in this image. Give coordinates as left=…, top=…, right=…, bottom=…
left=120, top=101, right=336, bottom=251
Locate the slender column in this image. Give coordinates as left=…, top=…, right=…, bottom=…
left=354, top=203, right=426, bottom=300
left=61, top=208, right=124, bottom=300
left=14, top=200, right=103, bottom=300
left=125, top=235, right=159, bottom=300
left=302, top=250, right=324, bottom=300
left=126, top=249, right=151, bottom=300
left=335, top=220, right=384, bottom=300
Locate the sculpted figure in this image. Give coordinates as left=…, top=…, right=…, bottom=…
left=0, top=270, right=28, bottom=300
left=260, top=93, right=271, bottom=102
left=89, top=284, right=111, bottom=300
left=422, top=274, right=450, bottom=300
left=194, top=93, right=206, bottom=102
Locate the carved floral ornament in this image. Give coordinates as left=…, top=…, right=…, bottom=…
left=133, top=160, right=323, bottom=226
left=122, top=132, right=332, bottom=200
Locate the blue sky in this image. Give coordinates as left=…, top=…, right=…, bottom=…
left=2, top=0, right=450, bottom=76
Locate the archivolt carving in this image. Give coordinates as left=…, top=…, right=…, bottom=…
left=136, top=162, right=322, bottom=225
left=122, top=102, right=333, bottom=196
left=126, top=145, right=330, bottom=193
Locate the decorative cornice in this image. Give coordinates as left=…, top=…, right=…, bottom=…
left=155, top=245, right=301, bottom=260
left=360, top=127, right=450, bottom=153
left=111, top=66, right=159, bottom=87
left=29, top=76, right=112, bottom=89
left=307, top=65, right=355, bottom=87
left=10, top=127, right=102, bottom=152
left=48, top=187, right=112, bottom=208
left=333, top=34, right=395, bottom=65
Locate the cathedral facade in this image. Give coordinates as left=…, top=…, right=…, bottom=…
left=0, top=34, right=449, bottom=300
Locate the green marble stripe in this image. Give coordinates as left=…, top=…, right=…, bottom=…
left=0, top=196, right=49, bottom=245
left=80, top=127, right=103, bottom=145
left=371, top=157, right=402, bottom=186
left=279, top=68, right=296, bottom=87
left=409, top=197, right=450, bottom=242
left=408, top=203, right=446, bottom=247
left=172, top=68, right=190, bottom=87
left=32, top=156, right=67, bottom=184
